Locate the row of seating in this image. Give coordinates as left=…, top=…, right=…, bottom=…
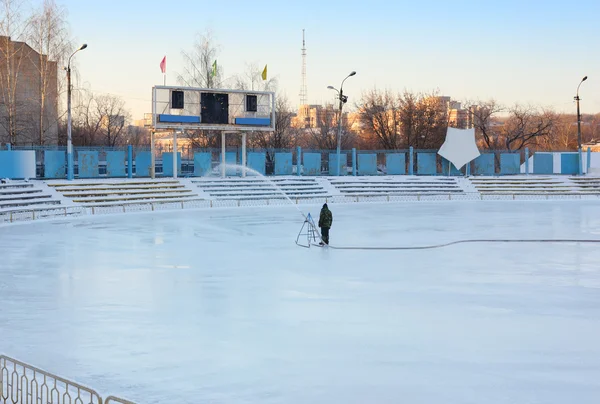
left=46, top=180, right=203, bottom=206
left=190, top=177, right=332, bottom=200
left=4, top=176, right=600, bottom=219
left=328, top=177, right=465, bottom=196
left=0, top=182, right=61, bottom=212
left=469, top=177, right=595, bottom=195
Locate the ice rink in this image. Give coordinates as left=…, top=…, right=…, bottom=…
left=2, top=200, right=600, bottom=403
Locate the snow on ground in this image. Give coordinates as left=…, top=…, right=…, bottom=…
left=1, top=200, right=600, bottom=403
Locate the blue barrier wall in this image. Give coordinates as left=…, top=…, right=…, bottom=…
left=106, top=151, right=126, bottom=177
left=386, top=153, right=405, bottom=175
left=136, top=152, right=152, bottom=177
left=358, top=154, right=377, bottom=175
left=275, top=152, right=293, bottom=175
left=533, top=153, right=553, bottom=174
left=44, top=150, right=65, bottom=179
left=247, top=152, right=266, bottom=175
left=500, top=153, right=520, bottom=175
left=441, top=158, right=462, bottom=176
left=194, top=152, right=212, bottom=176
left=218, top=151, right=238, bottom=176
left=473, top=154, right=495, bottom=175
left=303, top=153, right=321, bottom=176
left=561, top=153, right=579, bottom=175
left=329, top=153, right=347, bottom=176
left=417, top=153, right=437, bottom=175
left=78, top=151, right=99, bottom=178
left=0, top=151, right=36, bottom=179
left=162, top=152, right=182, bottom=176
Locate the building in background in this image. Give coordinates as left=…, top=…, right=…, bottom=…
left=0, top=36, right=58, bottom=145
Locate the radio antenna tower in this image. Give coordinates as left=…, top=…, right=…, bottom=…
left=299, top=29, right=307, bottom=106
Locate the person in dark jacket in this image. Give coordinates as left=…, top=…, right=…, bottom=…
left=318, top=203, right=333, bottom=245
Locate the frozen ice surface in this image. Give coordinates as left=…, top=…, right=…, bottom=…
left=2, top=200, right=600, bottom=403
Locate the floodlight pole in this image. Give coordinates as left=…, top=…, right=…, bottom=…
left=575, top=75, right=588, bottom=175
left=329, top=71, right=356, bottom=176
left=66, top=43, right=87, bottom=180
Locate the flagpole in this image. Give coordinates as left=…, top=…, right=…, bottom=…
left=163, top=73, right=166, bottom=86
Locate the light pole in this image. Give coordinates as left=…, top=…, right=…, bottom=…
left=575, top=75, right=587, bottom=175
left=327, top=71, right=356, bottom=176
left=66, top=43, right=87, bottom=180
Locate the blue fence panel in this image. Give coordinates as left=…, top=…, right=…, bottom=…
left=162, top=152, right=182, bottom=176
left=194, top=152, right=212, bottom=176
left=441, top=158, right=462, bottom=176
left=417, top=153, right=437, bottom=175
left=329, top=153, right=347, bottom=176
left=217, top=151, right=238, bottom=175
left=275, top=152, right=293, bottom=175
left=358, top=153, right=377, bottom=176
left=303, top=153, right=321, bottom=176
left=44, top=150, right=65, bottom=179
left=385, top=153, right=405, bottom=175
left=106, top=151, right=126, bottom=177
left=473, top=154, right=495, bottom=175
left=247, top=152, right=266, bottom=175
left=78, top=150, right=99, bottom=178
left=0, top=151, right=36, bottom=179
left=560, top=153, right=579, bottom=175
left=500, top=153, right=520, bottom=175
left=136, top=151, right=152, bottom=177
left=533, top=153, right=553, bottom=174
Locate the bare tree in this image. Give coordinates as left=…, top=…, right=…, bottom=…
left=302, top=104, right=356, bottom=150
left=397, top=91, right=447, bottom=149
left=27, top=0, right=71, bottom=145
left=94, top=94, right=130, bottom=146
left=249, top=95, right=296, bottom=150
left=125, top=125, right=150, bottom=147
left=0, top=0, right=28, bottom=144
left=71, top=89, right=100, bottom=145
left=503, top=105, right=555, bottom=151
left=233, top=62, right=277, bottom=92
left=178, top=29, right=222, bottom=89
left=69, top=90, right=131, bottom=146
left=358, top=89, right=402, bottom=149
left=176, top=30, right=224, bottom=149
left=470, top=99, right=505, bottom=150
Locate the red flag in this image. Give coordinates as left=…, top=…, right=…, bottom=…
left=160, top=56, right=166, bottom=74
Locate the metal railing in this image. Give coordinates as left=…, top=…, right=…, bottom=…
left=0, top=355, right=135, bottom=404
left=0, top=355, right=101, bottom=404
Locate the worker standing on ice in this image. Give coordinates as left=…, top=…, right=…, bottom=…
left=318, top=203, right=333, bottom=245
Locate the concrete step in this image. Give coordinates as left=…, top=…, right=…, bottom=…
left=0, top=189, right=43, bottom=196
left=0, top=194, right=53, bottom=203
left=0, top=199, right=61, bottom=209
left=339, top=189, right=465, bottom=194
left=72, top=193, right=200, bottom=204
left=62, top=189, right=193, bottom=198
left=48, top=180, right=180, bottom=187
left=85, top=196, right=205, bottom=207
left=0, top=183, right=34, bottom=190
left=52, top=184, right=186, bottom=192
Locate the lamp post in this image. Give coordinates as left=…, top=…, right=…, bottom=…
left=67, top=43, right=87, bottom=180
left=327, top=71, right=356, bottom=176
left=575, top=75, right=587, bottom=175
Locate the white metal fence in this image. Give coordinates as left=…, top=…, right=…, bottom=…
left=0, top=355, right=134, bottom=404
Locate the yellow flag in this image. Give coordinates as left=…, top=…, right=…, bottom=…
left=261, top=64, right=267, bottom=80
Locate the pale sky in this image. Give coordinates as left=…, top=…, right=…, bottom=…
left=60, top=0, right=600, bottom=120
